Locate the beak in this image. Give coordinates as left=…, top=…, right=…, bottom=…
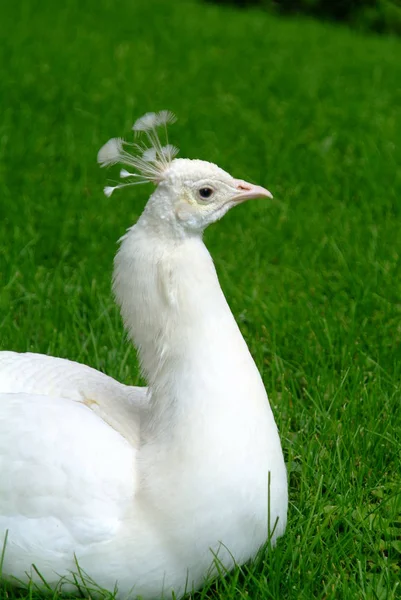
left=232, top=179, right=273, bottom=203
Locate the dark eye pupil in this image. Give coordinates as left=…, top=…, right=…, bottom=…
left=199, top=187, right=213, bottom=199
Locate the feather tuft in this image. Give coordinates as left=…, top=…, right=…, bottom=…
left=161, top=144, right=179, bottom=161
left=120, top=169, right=135, bottom=179
left=156, top=110, right=177, bottom=127
left=98, top=110, right=179, bottom=194
left=97, top=138, right=124, bottom=168
left=132, top=112, right=158, bottom=132
left=104, top=186, right=117, bottom=197
left=142, top=148, right=157, bottom=163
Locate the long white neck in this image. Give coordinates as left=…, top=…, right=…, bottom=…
left=113, top=212, right=275, bottom=449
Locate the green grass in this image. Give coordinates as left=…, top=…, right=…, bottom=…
left=1, top=0, right=401, bottom=598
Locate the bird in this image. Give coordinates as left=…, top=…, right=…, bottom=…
left=0, top=111, right=288, bottom=600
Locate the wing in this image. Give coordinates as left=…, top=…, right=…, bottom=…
left=0, top=391, right=136, bottom=586
left=0, top=351, right=148, bottom=444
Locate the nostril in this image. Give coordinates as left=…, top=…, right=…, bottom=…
left=237, top=182, right=252, bottom=191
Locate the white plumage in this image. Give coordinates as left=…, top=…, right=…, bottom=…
left=0, top=112, right=288, bottom=599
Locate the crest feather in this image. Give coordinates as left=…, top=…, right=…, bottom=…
left=142, top=147, right=157, bottom=162
left=161, top=144, right=179, bottom=161
left=132, top=112, right=159, bottom=132
left=97, top=138, right=124, bottom=167
left=97, top=110, right=179, bottom=196
left=156, top=110, right=177, bottom=126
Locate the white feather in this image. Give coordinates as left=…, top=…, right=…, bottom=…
left=120, top=169, right=136, bottom=179
left=104, top=186, right=116, bottom=197
left=142, top=147, right=157, bottom=163
left=156, top=110, right=177, bottom=127
left=161, top=144, right=179, bottom=161
left=132, top=112, right=158, bottom=132
left=97, top=138, right=124, bottom=167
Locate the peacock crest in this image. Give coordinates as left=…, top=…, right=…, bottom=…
left=97, top=110, right=179, bottom=197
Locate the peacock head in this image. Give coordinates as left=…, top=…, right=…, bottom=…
left=98, top=111, right=272, bottom=236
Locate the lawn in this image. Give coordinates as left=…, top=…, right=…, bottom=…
left=0, top=0, right=400, bottom=598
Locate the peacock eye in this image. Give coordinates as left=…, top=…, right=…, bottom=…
left=198, top=187, right=214, bottom=200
